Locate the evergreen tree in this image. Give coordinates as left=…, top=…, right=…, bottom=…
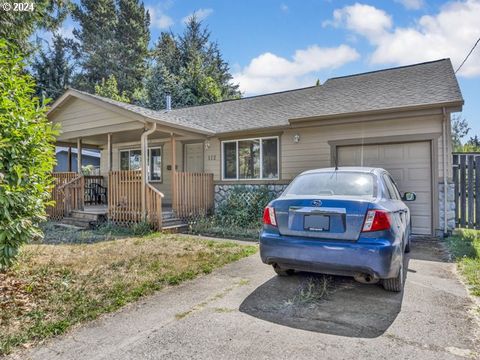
left=72, top=0, right=118, bottom=92
left=94, top=75, right=130, bottom=102
left=145, top=15, right=240, bottom=109
left=0, top=0, right=68, bottom=53
left=31, top=34, right=75, bottom=100
left=115, top=0, right=150, bottom=97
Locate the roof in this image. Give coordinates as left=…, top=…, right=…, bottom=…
left=49, top=59, right=463, bottom=135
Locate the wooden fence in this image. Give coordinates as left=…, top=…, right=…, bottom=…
left=61, top=176, right=85, bottom=215
left=108, top=170, right=165, bottom=230
left=173, top=172, right=214, bottom=219
left=108, top=170, right=142, bottom=224
left=453, top=153, right=480, bottom=229
left=47, top=172, right=77, bottom=220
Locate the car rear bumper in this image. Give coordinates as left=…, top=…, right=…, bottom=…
left=259, top=232, right=402, bottom=279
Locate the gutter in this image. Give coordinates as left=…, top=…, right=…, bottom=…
left=141, top=123, right=157, bottom=220
left=442, top=107, right=448, bottom=236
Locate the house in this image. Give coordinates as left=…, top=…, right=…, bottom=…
left=55, top=147, right=101, bottom=173
left=47, top=59, right=463, bottom=235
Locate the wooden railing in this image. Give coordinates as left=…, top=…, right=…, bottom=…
left=47, top=172, right=77, bottom=220
left=108, top=170, right=165, bottom=229
left=173, top=172, right=214, bottom=218
left=146, top=184, right=164, bottom=230
left=59, top=175, right=85, bottom=215
left=108, top=170, right=142, bottom=224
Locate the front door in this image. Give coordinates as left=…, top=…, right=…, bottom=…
left=184, top=143, right=204, bottom=173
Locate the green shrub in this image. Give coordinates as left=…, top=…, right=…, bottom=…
left=189, top=186, right=277, bottom=240
left=215, top=186, right=276, bottom=228
left=0, top=40, right=57, bottom=269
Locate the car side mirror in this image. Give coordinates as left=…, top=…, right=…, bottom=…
left=402, top=192, right=416, bottom=202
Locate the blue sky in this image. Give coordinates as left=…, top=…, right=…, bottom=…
left=56, top=0, right=480, bottom=138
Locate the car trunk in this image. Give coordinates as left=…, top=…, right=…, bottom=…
left=273, top=196, right=372, bottom=241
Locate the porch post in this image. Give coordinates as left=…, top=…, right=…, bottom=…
left=76, top=138, right=82, bottom=174
left=67, top=146, right=72, bottom=172
left=107, top=133, right=112, bottom=172
left=141, top=130, right=148, bottom=220
left=171, top=133, right=176, bottom=210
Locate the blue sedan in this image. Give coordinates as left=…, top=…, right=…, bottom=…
left=259, top=167, right=416, bottom=292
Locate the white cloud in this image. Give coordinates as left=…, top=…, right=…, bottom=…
left=147, top=6, right=174, bottom=29
left=280, top=3, right=289, bottom=12
left=323, top=3, right=392, bottom=42
left=233, top=45, right=360, bottom=94
left=395, top=0, right=424, bottom=10
left=326, top=0, right=480, bottom=77
left=182, top=8, right=213, bottom=24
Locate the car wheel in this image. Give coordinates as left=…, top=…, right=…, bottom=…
left=382, top=255, right=404, bottom=292
left=273, top=264, right=294, bottom=276
left=404, top=237, right=411, bottom=253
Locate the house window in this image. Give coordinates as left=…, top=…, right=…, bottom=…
left=222, top=137, right=279, bottom=180
left=120, top=147, right=162, bottom=182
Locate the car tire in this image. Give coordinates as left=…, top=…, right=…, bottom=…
left=404, top=237, right=411, bottom=253
left=382, top=255, right=404, bottom=292
left=273, top=264, right=294, bottom=276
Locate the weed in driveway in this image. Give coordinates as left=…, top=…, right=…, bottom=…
left=284, top=276, right=332, bottom=307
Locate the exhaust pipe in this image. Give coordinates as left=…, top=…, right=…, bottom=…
left=354, top=272, right=379, bottom=284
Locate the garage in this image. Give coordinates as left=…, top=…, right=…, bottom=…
left=336, top=141, right=432, bottom=235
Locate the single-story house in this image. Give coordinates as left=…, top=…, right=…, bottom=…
left=47, top=59, right=463, bottom=235
left=55, top=146, right=101, bottom=173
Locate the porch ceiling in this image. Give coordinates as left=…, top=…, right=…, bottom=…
left=56, top=128, right=205, bottom=147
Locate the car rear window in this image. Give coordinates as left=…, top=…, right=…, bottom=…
left=284, top=172, right=375, bottom=198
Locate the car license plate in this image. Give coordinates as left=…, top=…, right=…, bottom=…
left=304, top=214, right=330, bottom=232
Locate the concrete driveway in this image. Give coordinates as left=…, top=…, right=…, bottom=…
left=12, top=239, right=480, bottom=360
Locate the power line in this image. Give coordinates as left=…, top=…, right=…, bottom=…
left=455, top=36, right=480, bottom=74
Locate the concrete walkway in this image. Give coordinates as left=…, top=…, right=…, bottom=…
left=11, top=240, right=480, bottom=360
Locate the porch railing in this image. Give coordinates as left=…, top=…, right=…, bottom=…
left=146, top=184, right=164, bottom=230
left=173, top=172, right=214, bottom=219
left=47, top=172, right=77, bottom=220
left=108, top=170, right=142, bottom=224
left=59, top=175, right=85, bottom=215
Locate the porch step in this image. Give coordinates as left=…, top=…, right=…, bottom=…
left=60, top=217, right=94, bottom=229
left=161, top=223, right=189, bottom=233
left=71, top=210, right=105, bottom=221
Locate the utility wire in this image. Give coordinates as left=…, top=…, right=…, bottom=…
left=455, top=36, right=480, bottom=74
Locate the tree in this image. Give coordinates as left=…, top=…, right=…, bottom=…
left=0, top=40, right=57, bottom=269
left=0, top=0, right=69, bottom=53
left=72, top=0, right=118, bottom=92
left=72, top=0, right=150, bottom=97
left=31, top=34, right=76, bottom=100
left=115, top=0, right=150, bottom=97
left=451, top=115, right=470, bottom=151
left=94, top=75, right=130, bottom=102
left=145, top=15, right=240, bottom=109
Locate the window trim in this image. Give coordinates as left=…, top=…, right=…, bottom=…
left=221, top=136, right=280, bottom=181
left=119, top=146, right=163, bottom=183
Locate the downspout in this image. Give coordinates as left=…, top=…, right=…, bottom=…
left=442, top=107, right=448, bottom=236
left=141, top=123, right=157, bottom=220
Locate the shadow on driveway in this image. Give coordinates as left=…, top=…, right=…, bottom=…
left=240, top=258, right=410, bottom=338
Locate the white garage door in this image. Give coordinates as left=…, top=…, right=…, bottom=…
left=337, top=141, right=432, bottom=235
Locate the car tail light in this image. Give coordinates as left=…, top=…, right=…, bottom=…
left=263, top=206, right=277, bottom=227
left=362, top=210, right=391, bottom=232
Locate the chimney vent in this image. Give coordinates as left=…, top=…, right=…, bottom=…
left=165, top=94, right=172, bottom=111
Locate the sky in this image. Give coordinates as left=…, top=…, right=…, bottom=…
left=54, top=0, right=480, bottom=138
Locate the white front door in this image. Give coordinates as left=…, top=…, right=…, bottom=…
left=184, top=143, right=204, bottom=173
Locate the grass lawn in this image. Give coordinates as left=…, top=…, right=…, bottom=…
left=445, top=229, right=480, bottom=296
left=0, top=233, right=257, bottom=355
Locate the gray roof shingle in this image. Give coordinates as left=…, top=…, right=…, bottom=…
left=70, top=59, right=464, bottom=135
